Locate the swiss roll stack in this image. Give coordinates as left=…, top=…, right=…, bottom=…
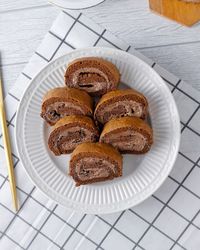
left=40, top=57, right=153, bottom=186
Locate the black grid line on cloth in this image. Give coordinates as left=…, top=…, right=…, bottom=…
left=61, top=214, right=89, bottom=249
left=171, top=79, right=182, bottom=93
left=186, top=125, right=200, bottom=138
left=8, top=111, right=16, bottom=126
left=26, top=204, right=102, bottom=250
left=0, top=144, right=19, bottom=162
left=169, top=209, right=200, bottom=250
left=128, top=209, right=186, bottom=250
left=175, top=86, right=200, bottom=105
left=152, top=63, right=181, bottom=90
left=0, top=231, right=26, bottom=250
left=21, top=185, right=133, bottom=249
left=97, top=204, right=200, bottom=250
left=25, top=204, right=58, bottom=249
left=61, top=214, right=103, bottom=249
left=162, top=77, right=175, bottom=87
left=95, top=211, right=127, bottom=249
left=181, top=121, right=200, bottom=137
left=8, top=92, right=20, bottom=102
left=0, top=112, right=16, bottom=139
left=5, top=111, right=17, bottom=129
left=2, top=180, right=103, bottom=248
left=179, top=151, right=196, bottom=166
left=0, top=110, right=16, bottom=143
left=168, top=175, right=200, bottom=204
left=0, top=158, right=19, bottom=187
left=154, top=191, right=200, bottom=230
left=0, top=179, right=103, bottom=249
left=101, top=36, right=123, bottom=50
left=132, top=155, right=200, bottom=249
left=6, top=120, right=14, bottom=128
left=93, top=29, right=106, bottom=46
left=1, top=187, right=35, bottom=241
left=96, top=215, right=145, bottom=250
left=63, top=11, right=125, bottom=50
left=0, top=173, right=8, bottom=178
left=34, top=51, right=49, bottom=63
left=48, top=31, right=75, bottom=49
left=161, top=77, right=200, bottom=106
left=60, top=220, right=104, bottom=250
left=0, top=176, right=7, bottom=189
left=0, top=202, right=63, bottom=249
left=63, top=40, right=75, bottom=49
left=156, top=192, right=200, bottom=231
left=30, top=205, right=103, bottom=248
left=181, top=104, right=200, bottom=133
left=126, top=45, right=131, bottom=52
left=63, top=11, right=100, bottom=36
left=5, top=173, right=192, bottom=250
left=21, top=72, right=32, bottom=80
left=48, top=13, right=82, bottom=62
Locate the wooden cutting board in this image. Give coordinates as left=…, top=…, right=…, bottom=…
left=149, top=0, right=200, bottom=26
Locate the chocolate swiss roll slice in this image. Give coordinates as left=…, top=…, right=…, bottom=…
left=69, top=142, right=122, bottom=186
left=100, top=117, right=153, bottom=154
left=95, top=89, right=148, bottom=124
left=48, top=116, right=99, bottom=155
left=64, top=57, right=120, bottom=96
left=41, top=87, right=93, bottom=126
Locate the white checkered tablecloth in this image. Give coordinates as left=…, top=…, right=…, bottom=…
left=0, top=10, right=200, bottom=250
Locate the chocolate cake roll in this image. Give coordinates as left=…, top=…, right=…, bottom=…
left=100, top=117, right=153, bottom=154
left=48, top=116, right=99, bottom=155
left=69, top=142, right=122, bottom=186
left=94, top=89, right=148, bottom=124
left=41, top=87, right=93, bottom=125
left=64, top=57, right=120, bottom=96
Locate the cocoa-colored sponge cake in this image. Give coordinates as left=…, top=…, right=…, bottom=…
left=100, top=117, right=153, bottom=154
left=69, top=142, right=122, bottom=186
left=64, top=57, right=120, bottom=96
left=94, top=89, right=148, bottom=124
left=41, top=87, right=93, bottom=126
left=48, top=115, right=99, bottom=155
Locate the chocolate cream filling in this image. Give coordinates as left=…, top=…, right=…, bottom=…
left=44, top=102, right=85, bottom=123
left=99, top=100, right=143, bottom=123
left=103, top=130, right=147, bottom=152
left=75, top=157, right=117, bottom=181
left=53, top=126, right=96, bottom=153
left=72, top=68, right=111, bottom=93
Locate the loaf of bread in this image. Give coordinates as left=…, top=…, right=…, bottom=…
left=64, top=57, right=120, bottom=96
left=41, top=87, right=93, bottom=125
left=94, top=89, right=148, bottom=124
left=100, top=117, right=153, bottom=154
left=48, top=115, right=99, bottom=155
left=69, top=142, right=122, bottom=186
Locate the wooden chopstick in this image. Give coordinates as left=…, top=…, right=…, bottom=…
left=0, top=67, right=18, bottom=211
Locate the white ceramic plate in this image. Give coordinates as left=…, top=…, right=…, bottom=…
left=15, top=47, right=180, bottom=214
left=49, top=0, right=105, bottom=9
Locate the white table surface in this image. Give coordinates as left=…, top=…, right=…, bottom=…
left=1, top=0, right=200, bottom=96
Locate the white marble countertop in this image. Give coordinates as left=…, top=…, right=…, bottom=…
left=1, top=0, right=200, bottom=95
